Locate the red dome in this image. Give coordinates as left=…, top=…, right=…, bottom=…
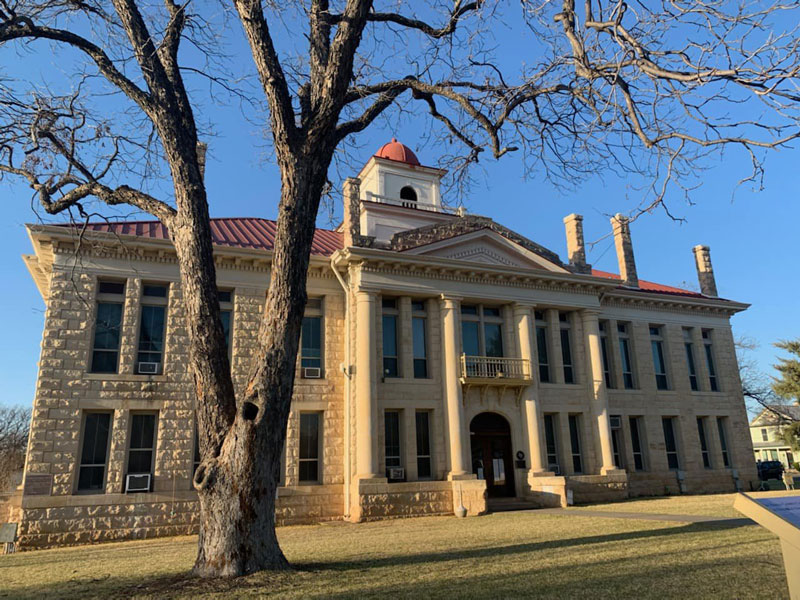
left=375, top=138, right=420, bottom=166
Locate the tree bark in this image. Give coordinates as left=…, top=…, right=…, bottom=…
left=190, top=155, right=330, bottom=577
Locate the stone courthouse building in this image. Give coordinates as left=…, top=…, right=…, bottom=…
left=12, top=139, right=757, bottom=548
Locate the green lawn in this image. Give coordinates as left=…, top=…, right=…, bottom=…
left=0, top=494, right=788, bottom=599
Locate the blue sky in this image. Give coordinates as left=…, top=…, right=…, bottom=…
left=1, top=4, right=798, bottom=408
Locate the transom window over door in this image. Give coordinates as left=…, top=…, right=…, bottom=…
left=460, top=305, right=504, bottom=357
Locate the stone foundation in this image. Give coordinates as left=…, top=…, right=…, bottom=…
left=567, top=472, right=629, bottom=504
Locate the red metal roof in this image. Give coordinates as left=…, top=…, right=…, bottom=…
left=374, top=138, right=421, bottom=166
left=55, top=218, right=706, bottom=298
left=75, top=217, right=343, bottom=257
left=591, top=269, right=705, bottom=298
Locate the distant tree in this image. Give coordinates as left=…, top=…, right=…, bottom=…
left=781, top=422, right=800, bottom=453
left=773, top=339, right=800, bottom=403
left=0, top=406, right=30, bottom=491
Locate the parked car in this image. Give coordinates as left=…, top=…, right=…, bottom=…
left=757, top=460, right=785, bottom=481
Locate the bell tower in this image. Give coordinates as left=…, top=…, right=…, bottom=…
left=358, top=138, right=445, bottom=211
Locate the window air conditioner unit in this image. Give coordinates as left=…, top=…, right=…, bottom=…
left=303, top=367, right=322, bottom=379
left=125, top=473, right=151, bottom=493
left=388, top=467, right=405, bottom=480
left=549, top=464, right=561, bottom=475
left=138, top=362, right=160, bottom=375
left=609, top=416, right=622, bottom=430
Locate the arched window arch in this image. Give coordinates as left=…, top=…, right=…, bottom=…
left=400, top=186, right=418, bottom=205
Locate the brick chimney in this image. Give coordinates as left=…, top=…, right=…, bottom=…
left=692, top=245, right=718, bottom=297
left=563, top=213, right=592, bottom=274
left=196, top=141, right=208, bottom=180
left=343, top=177, right=362, bottom=248
left=611, top=214, right=638, bottom=287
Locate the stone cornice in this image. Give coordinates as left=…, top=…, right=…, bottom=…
left=334, top=247, right=748, bottom=317
left=334, top=247, right=616, bottom=297
left=28, top=225, right=335, bottom=279
left=601, top=289, right=748, bottom=317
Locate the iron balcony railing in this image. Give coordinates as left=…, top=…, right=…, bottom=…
left=460, top=355, right=532, bottom=382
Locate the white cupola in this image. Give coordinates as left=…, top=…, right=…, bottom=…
left=356, top=139, right=453, bottom=244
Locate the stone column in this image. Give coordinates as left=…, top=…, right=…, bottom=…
left=513, top=303, right=546, bottom=474
left=582, top=310, right=618, bottom=474
left=546, top=309, right=565, bottom=384
left=355, top=290, right=379, bottom=478
left=607, top=319, right=624, bottom=390
left=399, top=296, right=413, bottom=380
left=440, top=294, right=468, bottom=477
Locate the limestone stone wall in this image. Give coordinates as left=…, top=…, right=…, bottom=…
left=17, top=254, right=347, bottom=549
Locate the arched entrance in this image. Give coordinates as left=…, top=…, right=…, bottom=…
left=470, top=412, right=516, bottom=498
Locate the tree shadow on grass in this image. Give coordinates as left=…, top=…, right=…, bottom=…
left=2, top=520, right=759, bottom=600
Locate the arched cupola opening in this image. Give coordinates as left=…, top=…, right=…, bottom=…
left=400, top=186, right=418, bottom=206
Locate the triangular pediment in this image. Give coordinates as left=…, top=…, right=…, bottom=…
left=401, top=229, right=568, bottom=272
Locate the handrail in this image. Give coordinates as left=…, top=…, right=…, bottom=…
left=362, top=191, right=455, bottom=213
left=460, top=354, right=531, bottom=380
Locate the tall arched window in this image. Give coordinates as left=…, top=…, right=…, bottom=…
left=400, top=186, right=417, bottom=206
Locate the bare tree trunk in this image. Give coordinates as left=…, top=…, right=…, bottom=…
left=191, top=156, right=329, bottom=577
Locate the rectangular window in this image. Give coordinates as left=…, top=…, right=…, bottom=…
left=697, top=417, right=711, bottom=469
left=717, top=417, right=731, bottom=467
left=629, top=417, right=646, bottom=471
left=568, top=415, right=583, bottom=474
left=219, top=289, right=234, bottom=352
left=412, top=315, right=428, bottom=379
left=610, top=417, right=624, bottom=468
left=77, top=412, right=112, bottom=493
left=703, top=330, right=719, bottom=392
left=544, top=414, right=559, bottom=473
left=382, top=315, right=399, bottom=377
left=301, top=297, right=324, bottom=375
left=384, top=411, right=402, bottom=478
left=650, top=326, right=669, bottom=390
left=761, top=428, right=769, bottom=442
left=536, top=312, right=550, bottom=383
left=301, top=317, right=322, bottom=370
left=91, top=280, right=125, bottom=373
left=662, top=417, right=680, bottom=470
left=128, top=413, right=157, bottom=490
left=599, top=321, right=614, bottom=388
left=382, top=298, right=399, bottom=378
left=415, top=411, right=432, bottom=479
left=137, top=284, right=169, bottom=372
left=618, top=323, right=635, bottom=389
left=461, top=305, right=504, bottom=358
left=684, top=329, right=698, bottom=391
left=560, top=313, right=574, bottom=384
left=299, top=413, right=321, bottom=482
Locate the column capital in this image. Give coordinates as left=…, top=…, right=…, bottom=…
left=440, top=293, right=463, bottom=307
left=581, top=308, right=601, bottom=320
left=512, top=302, right=536, bottom=313
left=355, top=288, right=378, bottom=301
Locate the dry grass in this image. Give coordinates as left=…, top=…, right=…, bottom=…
left=0, top=494, right=788, bottom=599
left=569, top=492, right=743, bottom=518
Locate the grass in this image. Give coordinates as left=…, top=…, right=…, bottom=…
left=0, top=493, right=788, bottom=599
left=568, top=492, right=743, bottom=518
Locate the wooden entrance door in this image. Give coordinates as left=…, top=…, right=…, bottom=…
left=470, top=413, right=515, bottom=498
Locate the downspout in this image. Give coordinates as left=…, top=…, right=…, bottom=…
left=330, top=253, right=352, bottom=519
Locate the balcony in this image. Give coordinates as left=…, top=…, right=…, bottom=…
left=362, top=191, right=456, bottom=213
left=459, top=355, right=532, bottom=386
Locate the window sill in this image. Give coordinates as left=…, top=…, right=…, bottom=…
left=84, top=372, right=168, bottom=383
left=379, top=378, right=437, bottom=385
